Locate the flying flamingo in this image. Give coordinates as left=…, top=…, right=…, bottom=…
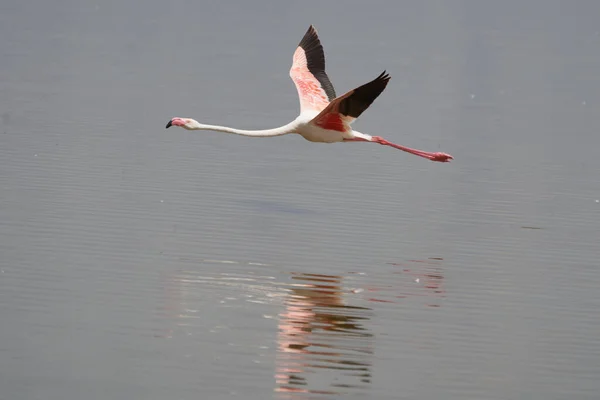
left=166, top=25, right=453, bottom=162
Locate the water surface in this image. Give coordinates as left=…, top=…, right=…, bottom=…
left=1, top=1, right=600, bottom=399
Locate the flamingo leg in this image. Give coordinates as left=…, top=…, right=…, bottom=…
left=344, top=136, right=453, bottom=163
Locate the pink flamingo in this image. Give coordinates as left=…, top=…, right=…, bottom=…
left=166, top=25, right=453, bottom=162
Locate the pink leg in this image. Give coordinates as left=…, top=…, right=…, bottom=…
left=368, top=136, right=453, bottom=162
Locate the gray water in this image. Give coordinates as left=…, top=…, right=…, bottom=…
left=1, top=1, right=600, bottom=399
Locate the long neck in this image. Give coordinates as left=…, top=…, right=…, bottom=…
left=192, top=121, right=298, bottom=137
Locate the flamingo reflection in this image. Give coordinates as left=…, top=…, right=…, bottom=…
left=275, top=273, right=373, bottom=397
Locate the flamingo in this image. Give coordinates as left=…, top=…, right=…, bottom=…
left=166, top=25, right=453, bottom=163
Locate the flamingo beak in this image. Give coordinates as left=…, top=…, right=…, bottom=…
left=165, top=119, right=173, bottom=129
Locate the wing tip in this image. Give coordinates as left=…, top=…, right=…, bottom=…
left=378, top=70, right=391, bottom=82
left=299, top=25, right=320, bottom=49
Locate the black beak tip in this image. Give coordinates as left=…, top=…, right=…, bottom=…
left=165, top=120, right=172, bottom=129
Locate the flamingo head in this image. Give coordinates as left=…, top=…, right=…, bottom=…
left=165, top=117, right=200, bottom=130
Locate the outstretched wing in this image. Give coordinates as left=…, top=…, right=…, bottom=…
left=290, top=25, right=337, bottom=115
left=311, top=71, right=391, bottom=131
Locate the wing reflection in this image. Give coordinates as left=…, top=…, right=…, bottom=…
left=275, top=273, right=373, bottom=397
left=365, top=258, right=446, bottom=307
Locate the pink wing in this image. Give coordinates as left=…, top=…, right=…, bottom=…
left=290, top=26, right=337, bottom=114
left=311, top=71, right=390, bottom=131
